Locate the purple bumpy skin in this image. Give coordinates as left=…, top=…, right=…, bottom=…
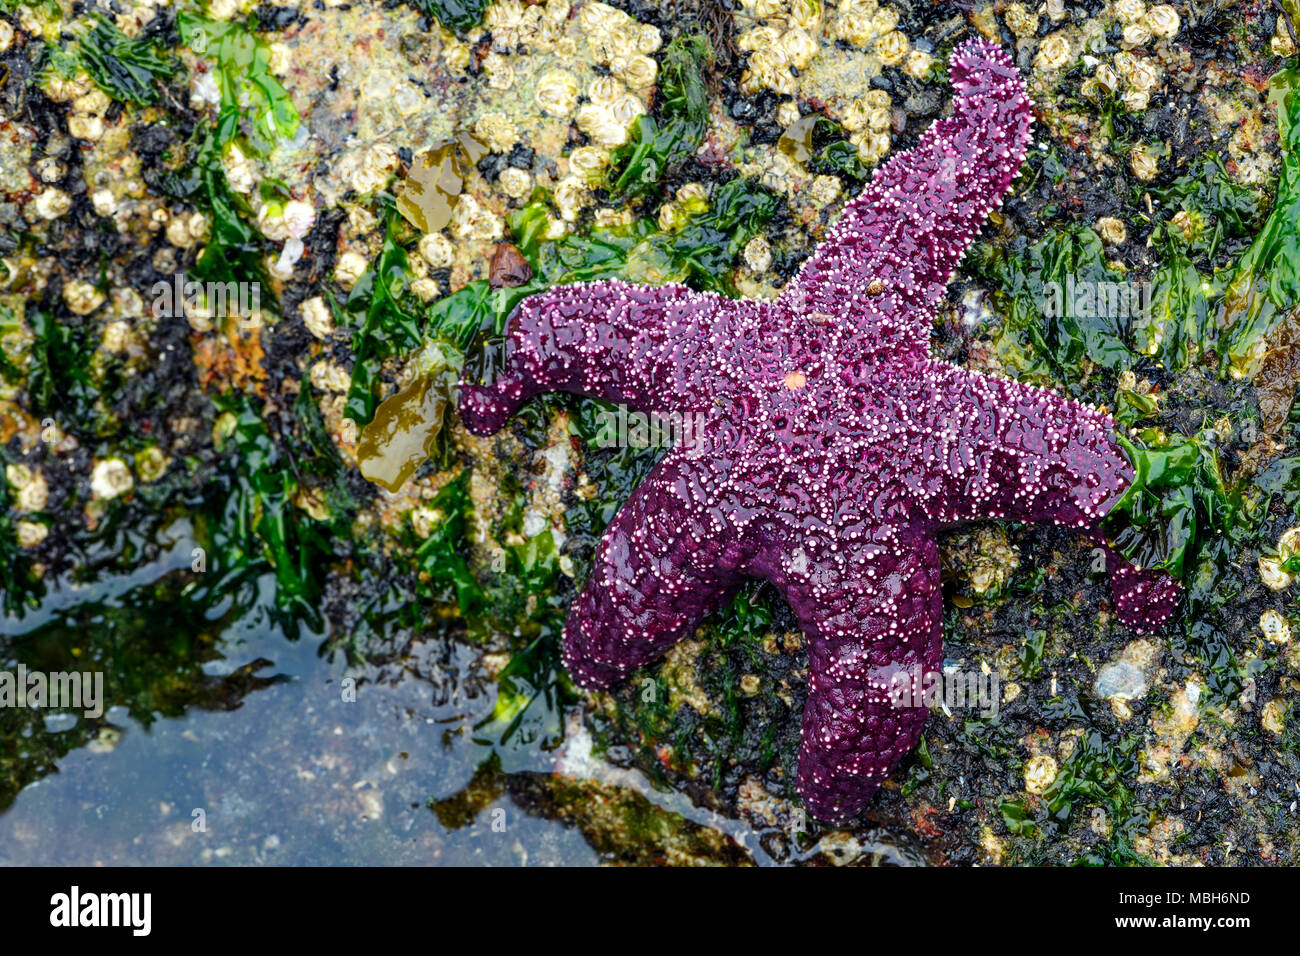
left=459, top=39, right=1181, bottom=824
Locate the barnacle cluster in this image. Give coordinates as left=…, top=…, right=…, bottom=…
left=735, top=0, right=931, bottom=167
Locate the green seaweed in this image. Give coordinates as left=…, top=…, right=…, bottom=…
left=477, top=496, right=570, bottom=750
left=512, top=177, right=777, bottom=296
left=161, top=117, right=277, bottom=318
left=1018, top=627, right=1047, bottom=680
left=1178, top=533, right=1245, bottom=700
left=1038, top=727, right=1149, bottom=864
left=1103, top=427, right=1256, bottom=699
left=606, top=35, right=712, bottom=204
left=198, top=392, right=354, bottom=634
left=779, top=115, right=871, bottom=182
left=177, top=13, right=300, bottom=153
left=1104, top=428, right=1247, bottom=580
left=405, top=467, right=570, bottom=750
left=414, top=472, right=483, bottom=616
left=806, top=122, right=872, bottom=181
left=0, top=303, right=24, bottom=386
left=162, top=14, right=303, bottom=318
left=430, top=280, right=544, bottom=347
left=24, top=307, right=100, bottom=432
left=1112, top=382, right=1159, bottom=430
left=1136, top=231, right=1214, bottom=371
left=1220, top=66, right=1300, bottom=373
left=1147, top=155, right=1265, bottom=262
left=355, top=275, right=546, bottom=428
left=408, top=0, right=489, bottom=34
left=654, top=179, right=779, bottom=293
left=74, top=13, right=177, bottom=106
left=999, top=799, right=1035, bottom=836
left=977, top=110, right=1292, bottom=379
left=343, top=202, right=423, bottom=425
left=1129, top=154, right=1266, bottom=369
left=972, top=226, right=1133, bottom=389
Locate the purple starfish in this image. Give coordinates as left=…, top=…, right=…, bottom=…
left=458, top=39, right=1180, bottom=823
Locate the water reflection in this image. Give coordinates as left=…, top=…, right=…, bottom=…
left=0, top=520, right=923, bottom=866
left=0, top=567, right=599, bottom=864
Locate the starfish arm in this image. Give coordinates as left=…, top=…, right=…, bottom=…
left=1088, top=532, right=1184, bottom=632
left=922, top=363, right=1130, bottom=529
left=781, top=38, right=1033, bottom=344
left=923, top=363, right=1182, bottom=629
left=458, top=279, right=727, bottom=435
left=758, top=529, right=943, bottom=824
left=562, top=449, right=748, bottom=689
